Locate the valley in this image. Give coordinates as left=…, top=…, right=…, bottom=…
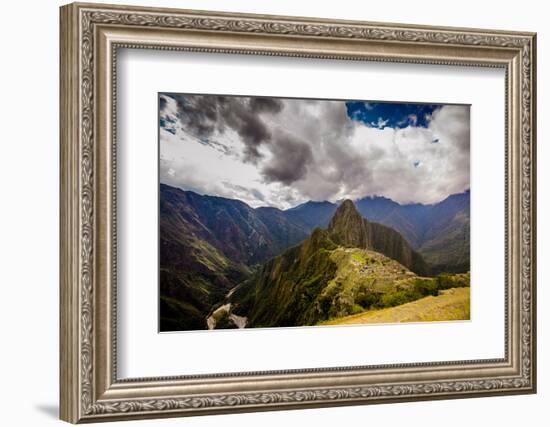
left=206, top=285, right=248, bottom=330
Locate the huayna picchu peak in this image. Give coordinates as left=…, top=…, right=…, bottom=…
left=328, top=199, right=428, bottom=276
left=227, top=202, right=467, bottom=328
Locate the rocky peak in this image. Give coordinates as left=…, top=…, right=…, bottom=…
left=328, top=200, right=361, bottom=228
left=338, top=199, right=357, bottom=212
left=326, top=199, right=429, bottom=276
left=328, top=200, right=369, bottom=248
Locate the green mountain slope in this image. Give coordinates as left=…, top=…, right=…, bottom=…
left=232, top=236, right=468, bottom=328
left=231, top=201, right=467, bottom=328
left=159, top=185, right=251, bottom=331
left=231, top=228, right=339, bottom=327
left=327, top=200, right=429, bottom=276
left=159, top=184, right=310, bottom=331
left=161, top=184, right=309, bottom=266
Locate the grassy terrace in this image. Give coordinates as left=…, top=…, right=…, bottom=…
left=319, top=287, right=470, bottom=325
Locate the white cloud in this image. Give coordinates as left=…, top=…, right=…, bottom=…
left=159, top=95, right=469, bottom=208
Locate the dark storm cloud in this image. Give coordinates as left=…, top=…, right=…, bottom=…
left=162, top=93, right=283, bottom=162
left=159, top=95, right=167, bottom=111
left=261, top=134, right=314, bottom=185
left=249, top=97, right=284, bottom=114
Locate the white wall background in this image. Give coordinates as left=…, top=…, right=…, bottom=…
left=0, top=0, right=545, bottom=426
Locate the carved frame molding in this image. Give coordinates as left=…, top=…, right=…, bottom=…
left=60, top=2, right=536, bottom=423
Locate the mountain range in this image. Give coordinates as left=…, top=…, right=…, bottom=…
left=159, top=183, right=470, bottom=330
left=230, top=201, right=441, bottom=327
left=289, top=191, right=470, bottom=273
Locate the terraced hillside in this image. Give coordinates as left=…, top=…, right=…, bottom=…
left=229, top=201, right=469, bottom=328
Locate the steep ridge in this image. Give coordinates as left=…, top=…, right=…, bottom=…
left=159, top=188, right=250, bottom=331
left=159, top=184, right=310, bottom=330
left=286, top=192, right=470, bottom=273
left=161, top=184, right=309, bottom=266
left=230, top=227, right=339, bottom=327
left=328, top=200, right=429, bottom=276
left=230, top=202, right=438, bottom=328
left=161, top=183, right=468, bottom=274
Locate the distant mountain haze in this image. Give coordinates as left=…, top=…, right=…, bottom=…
left=354, top=191, right=470, bottom=273
left=160, top=184, right=470, bottom=273
left=287, top=190, right=470, bottom=273
left=285, top=200, right=338, bottom=229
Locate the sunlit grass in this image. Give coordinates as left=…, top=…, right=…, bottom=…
left=319, top=287, right=470, bottom=325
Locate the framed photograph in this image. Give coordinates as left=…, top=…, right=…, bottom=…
left=158, top=93, right=471, bottom=332
left=60, top=2, right=537, bottom=423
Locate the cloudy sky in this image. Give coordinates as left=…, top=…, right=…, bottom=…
left=159, top=93, right=470, bottom=209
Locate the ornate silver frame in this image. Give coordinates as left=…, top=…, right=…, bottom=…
left=60, top=2, right=537, bottom=423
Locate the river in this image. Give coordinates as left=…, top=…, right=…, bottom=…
left=206, top=285, right=248, bottom=330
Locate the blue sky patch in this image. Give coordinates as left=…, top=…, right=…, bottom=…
left=345, top=101, right=442, bottom=129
